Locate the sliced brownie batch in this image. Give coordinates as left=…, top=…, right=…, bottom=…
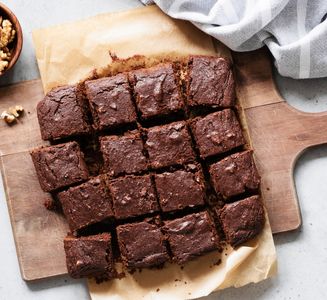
left=31, top=55, right=265, bottom=282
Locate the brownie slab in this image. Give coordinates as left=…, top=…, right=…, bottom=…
left=30, top=142, right=89, bottom=192
left=218, top=195, right=265, bottom=247
left=145, top=121, right=195, bottom=169
left=58, top=176, right=114, bottom=232
left=129, top=63, right=184, bottom=120
left=108, top=174, right=159, bottom=220
left=37, top=85, right=91, bottom=140
left=209, top=150, right=260, bottom=199
left=117, top=221, right=169, bottom=269
left=187, top=55, right=235, bottom=108
left=190, top=109, right=245, bottom=159
left=100, top=132, right=147, bottom=177
left=154, top=169, right=206, bottom=212
left=64, top=233, right=116, bottom=281
left=85, top=74, right=137, bottom=130
left=162, top=211, right=220, bottom=264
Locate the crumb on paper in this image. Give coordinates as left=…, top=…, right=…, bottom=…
left=0, top=16, right=16, bottom=74
left=1, top=105, right=24, bottom=124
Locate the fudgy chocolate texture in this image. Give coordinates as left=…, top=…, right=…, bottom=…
left=64, top=233, right=116, bottom=281
left=162, top=211, right=220, bottom=264
left=145, top=121, right=195, bottom=169
left=154, top=169, right=206, bottom=212
left=209, top=151, right=260, bottom=199
left=108, top=174, right=159, bottom=220
left=100, top=132, right=147, bottom=177
left=58, top=176, right=114, bottom=232
left=30, top=142, right=89, bottom=192
left=117, top=221, right=169, bottom=269
left=187, top=55, right=235, bottom=108
left=190, top=109, right=245, bottom=159
left=218, top=196, right=265, bottom=247
left=85, top=74, right=137, bottom=130
left=37, top=85, right=91, bottom=140
left=129, top=63, right=184, bottom=120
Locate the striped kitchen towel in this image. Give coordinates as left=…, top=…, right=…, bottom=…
left=141, top=0, right=327, bottom=79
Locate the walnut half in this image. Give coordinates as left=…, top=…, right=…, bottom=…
left=1, top=105, right=24, bottom=124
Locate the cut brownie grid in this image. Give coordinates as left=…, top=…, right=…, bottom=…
left=32, top=56, right=265, bottom=279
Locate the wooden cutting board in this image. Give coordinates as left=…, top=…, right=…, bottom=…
left=1, top=48, right=327, bottom=281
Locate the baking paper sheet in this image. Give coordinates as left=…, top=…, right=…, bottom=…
left=32, top=5, right=277, bottom=300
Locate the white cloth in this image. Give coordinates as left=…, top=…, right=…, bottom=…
left=141, top=0, right=327, bottom=79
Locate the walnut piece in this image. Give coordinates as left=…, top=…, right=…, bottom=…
left=0, top=16, right=16, bottom=74
left=1, top=105, right=24, bottom=124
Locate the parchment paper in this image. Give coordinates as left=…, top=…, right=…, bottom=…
left=32, top=5, right=277, bottom=300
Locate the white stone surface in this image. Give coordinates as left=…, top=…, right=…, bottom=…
left=1, top=1, right=327, bottom=299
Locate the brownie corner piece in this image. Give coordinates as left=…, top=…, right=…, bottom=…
left=162, top=211, right=220, bottom=264
left=108, top=174, right=159, bottom=220
left=58, top=175, right=114, bottom=232
left=85, top=74, right=137, bottom=131
left=187, top=55, right=235, bottom=108
left=154, top=169, right=206, bottom=212
left=30, top=141, right=89, bottom=192
left=190, top=109, right=245, bottom=158
left=64, top=233, right=116, bottom=281
left=129, top=63, right=184, bottom=120
left=218, top=195, right=265, bottom=248
left=145, top=121, right=195, bottom=169
left=99, top=131, right=147, bottom=177
left=117, top=220, right=169, bottom=269
left=209, top=150, right=260, bottom=199
left=37, top=85, right=91, bottom=141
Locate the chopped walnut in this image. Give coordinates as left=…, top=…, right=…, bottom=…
left=0, top=16, right=16, bottom=74
left=1, top=105, right=24, bottom=124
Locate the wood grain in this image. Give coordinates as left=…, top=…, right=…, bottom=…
left=1, top=49, right=327, bottom=280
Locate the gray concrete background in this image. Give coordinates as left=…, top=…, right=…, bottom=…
left=0, top=1, right=327, bottom=299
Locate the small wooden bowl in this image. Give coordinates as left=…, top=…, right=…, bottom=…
left=0, top=3, right=23, bottom=77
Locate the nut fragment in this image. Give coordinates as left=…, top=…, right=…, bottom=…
left=0, top=16, right=16, bottom=74
left=1, top=105, right=24, bottom=124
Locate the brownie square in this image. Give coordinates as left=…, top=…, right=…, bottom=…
left=187, top=55, right=235, bottom=108
left=64, top=233, right=116, bottom=281
left=30, top=142, right=89, bottom=192
left=100, top=132, right=147, bottom=177
left=162, top=211, right=220, bottom=264
left=145, top=121, right=195, bottom=169
left=85, top=74, right=137, bottom=130
left=108, top=174, right=159, bottom=220
left=37, top=85, right=91, bottom=140
left=190, top=109, right=245, bottom=159
left=209, top=150, right=260, bottom=199
left=117, top=221, right=169, bottom=269
left=154, top=169, right=206, bottom=212
left=218, top=195, right=265, bottom=247
left=129, top=63, right=184, bottom=120
left=58, top=176, right=114, bottom=232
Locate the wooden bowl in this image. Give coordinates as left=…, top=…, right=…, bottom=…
left=0, top=3, right=23, bottom=76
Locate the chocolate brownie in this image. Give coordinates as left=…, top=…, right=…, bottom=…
left=187, top=55, right=235, bottom=108
left=64, top=233, right=116, bottom=281
left=117, top=221, right=169, bottom=269
left=145, top=121, right=195, bottom=169
left=85, top=74, right=137, bottom=130
left=30, top=142, right=89, bottom=192
left=218, top=195, right=265, bottom=247
left=129, top=63, right=184, bottom=120
left=100, top=132, right=147, bottom=177
left=37, top=85, right=91, bottom=140
left=154, top=169, right=206, bottom=212
left=162, top=211, right=220, bottom=264
left=108, top=174, right=159, bottom=220
left=58, top=176, right=114, bottom=232
left=209, top=150, right=260, bottom=199
left=190, top=109, right=245, bottom=159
